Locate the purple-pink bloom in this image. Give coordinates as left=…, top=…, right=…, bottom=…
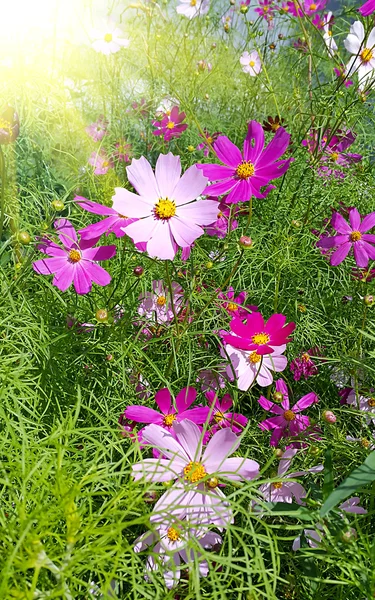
left=88, top=150, right=113, bottom=175
left=217, top=286, right=258, bottom=318
left=86, top=115, right=108, bottom=141
left=112, top=152, right=218, bottom=260
left=196, top=368, right=227, bottom=393
left=138, top=280, right=184, bottom=324
left=288, top=0, right=327, bottom=17
left=197, top=121, right=293, bottom=204
left=132, top=419, right=259, bottom=528
left=359, top=0, right=375, bottom=16
left=317, top=208, right=375, bottom=268
left=254, top=0, right=276, bottom=22
left=33, top=219, right=116, bottom=294
left=258, top=380, right=318, bottom=446
left=114, top=139, right=132, bottom=162
left=222, top=311, right=295, bottom=355
left=333, top=65, right=353, bottom=88
left=205, top=390, right=248, bottom=434
left=346, top=389, right=375, bottom=425
left=75, top=195, right=137, bottom=242
left=205, top=201, right=238, bottom=239
left=152, top=106, right=188, bottom=142
left=197, top=129, right=221, bottom=157
left=290, top=349, right=319, bottom=381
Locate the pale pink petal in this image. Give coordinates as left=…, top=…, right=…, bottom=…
left=126, top=156, right=159, bottom=201
left=172, top=165, right=207, bottom=206
left=202, top=427, right=240, bottom=470
left=122, top=216, right=160, bottom=244
left=142, top=423, right=189, bottom=462
left=112, top=187, right=152, bottom=218
left=169, top=217, right=203, bottom=247
left=132, top=458, right=184, bottom=482
left=214, top=457, right=259, bottom=481
left=178, top=199, right=218, bottom=225
left=173, top=419, right=203, bottom=461
left=147, top=222, right=177, bottom=260
left=155, top=152, right=181, bottom=198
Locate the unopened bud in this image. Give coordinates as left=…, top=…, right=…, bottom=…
left=273, top=391, right=283, bottom=403
left=364, top=295, right=374, bottom=306
left=309, top=445, right=320, bottom=456
left=187, top=145, right=195, bottom=152
left=208, top=476, right=219, bottom=488
left=278, top=33, right=284, bottom=40
left=133, top=266, right=144, bottom=277
left=51, top=199, right=65, bottom=211
left=143, top=491, right=158, bottom=503
left=323, top=410, right=336, bottom=424
left=18, top=231, right=31, bottom=245
left=106, top=354, right=114, bottom=362
left=95, top=308, right=108, bottom=322
left=239, top=235, right=253, bottom=248
left=240, top=4, right=249, bottom=13
left=205, top=261, right=213, bottom=269
left=292, top=219, right=301, bottom=228
left=341, top=528, right=357, bottom=544
left=274, top=448, right=283, bottom=458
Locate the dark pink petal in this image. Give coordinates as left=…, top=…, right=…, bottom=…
left=289, top=415, right=310, bottom=435
left=205, top=390, right=217, bottom=405
left=73, top=263, right=92, bottom=294
left=74, top=196, right=116, bottom=216
left=317, top=234, right=349, bottom=249
left=125, top=405, right=163, bottom=423
left=349, top=208, right=361, bottom=230
left=362, top=234, right=375, bottom=243
left=83, top=245, right=117, bottom=261
left=84, top=262, right=111, bottom=287
left=52, top=264, right=75, bottom=292
left=79, top=216, right=119, bottom=241
left=220, top=394, right=233, bottom=412
left=222, top=334, right=253, bottom=350
left=259, top=415, right=285, bottom=430
left=243, top=121, right=265, bottom=163
left=363, top=241, right=375, bottom=260
left=54, top=219, right=78, bottom=248
left=250, top=182, right=276, bottom=199
left=204, top=179, right=236, bottom=197
left=225, top=179, right=251, bottom=204
left=178, top=406, right=210, bottom=423
left=214, top=136, right=243, bottom=167
left=226, top=412, right=248, bottom=429
left=353, top=241, right=369, bottom=268
left=258, top=395, right=284, bottom=414
left=330, top=241, right=352, bottom=266
left=155, top=388, right=171, bottom=413
left=255, top=159, right=292, bottom=180
left=359, top=0, right=375, bottom=16
left=176, top=387, right=197, bottom=412
left=33, top=257, right=66, bottom=275
left=270, top=427, right=284, bottom=446
left=197, top=164, right=234, bottom=181
left=331, top=212, right=351, bottom=234
left=359, top=212, right=375, bottom=232
left=292, top=392, right=318, bottom=412
left=265, top=313, right=286, bottom=333
left=257, top=127, right=291, bottom=167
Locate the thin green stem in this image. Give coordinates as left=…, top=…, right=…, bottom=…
left=0, top=147, right=6, bottom=241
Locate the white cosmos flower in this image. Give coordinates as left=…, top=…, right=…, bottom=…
left=344, top=21, right=375, bottom=89
left=176, top=0, right=210, bottom=19
left=224, top=344, right=287, bottom=391
left=239, top=51, right=262, bottom=76
left=91, top=24, right=130, bottom=55
left=323, top=12, right=337, bottom=57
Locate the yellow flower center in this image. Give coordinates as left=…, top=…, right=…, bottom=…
left=154, top=198, right=176, bottom=220
left=163, top=413, right=176, bottom=427
left=166, top=121, right=175, bottom=129
left=214, top=411, right=225, bottom=423
left=190, top=0, right=197, bottom=5
left=167, top=527, right=181, bottom=542
left=368, top=398, right=375, bottom=407
left=249, top=60, right=255, bottom=67
left=309, top=3, right=317, bottom=9
left=271, top=122, right=280, bottom=132
left=118, top=214, right=128, bottom=219
left=0, top=118, right=12, bottom=137
left=236, top=161, right=255, bottom=180
left=361, top=438, right=370, bottom=448
left=284, top=410, right=296, bottom=421
left=252, top=332, right=270, bottom=345
left=184, top=461, right=207, bottom=483
left=156, top=295, right=167, bottom=306
left=68, top=249, right=81, bottom=263
left=328, top=30, right=332, bottom=36
left=207, top=136, right=213, bottom=144
left=272, top=481, right=283, bottom=489
left=102, top=161, right=109, bottom=168
left=217, top=211, right=223, bottom=218
left=104, top=33, right=113, bottom=43
left=301, top=353, right=310, bottom=362
left=263, top=5, right=269, bottom=11
left=227, top=302, right=238, bottom=312
left=330, top=152, right=339, bottom=162
left=248, top=351, right=261, bottom=364
left=361, top=48, right=373, bottom=63
left=350, top=231, right=362, bottom=242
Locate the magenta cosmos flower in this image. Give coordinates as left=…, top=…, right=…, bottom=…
left=205, top=201, right=238, bottom=239
left=317, top=208, right=375, bottom=268
left=197, top=121, right=293, bottom=204
left=256, top=449, right=323, bottom=505
left=205, top=390, right=248, bottom=434
left=112, top=153, right=218, bottom=260
left=33, top=219, right=116, bottom=294
left=75, top=196, right=137, bottom=242
left=124, top=387, right=210, bottom=433
left=222, top=312, right=295, bottom=355
left=359, top=0, right=375, bottom=16
left=217, top=287, right=258, bottom=319
left=258, top=380, right=318, bottom=446
left=132, top=419, right=259, bottom=528
left=197, top=129, right=222, bottom=157
left=290, top=349, right=319, bottom=381
left=152, top=106, right=188, bottom=142
left=225, top=344, right=287, bottom=390
left=288, top=0, right=327, bottom=17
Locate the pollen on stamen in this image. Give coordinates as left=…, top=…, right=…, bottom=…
left=154, top=198, right=177, bottom=220
left=236, top=161, right=255, bottom=180
left=184, top=461, right=207, bottom=483
left=68, top=249, right=81, bottom=263
left=251, top=332, right=270, bottom=345
left=167, top=527, right=181, bottom=542
left=163, top=413, right=176, bottom=427
left=350, top=231, right=362, bottom=242
left=283, top=410, right=296, bottom=421
left=248, top=351, right=261, bottom=364
left=156, top=295, right=167, bottom=306
left=166, top=121, right=176, bottom=129
left=361, top=48, right=373, bottom=63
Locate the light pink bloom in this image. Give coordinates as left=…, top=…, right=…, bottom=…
left=138, top=279, right=184, bottom=323
left=240, top=51, right=262, bottom=76
left=86, top=115, right=108, bottom=141
left=132, top=419, right=259, bottom=528
left=258, top=380, right=318, bottom=446
left=176, top=0, right=210, bottom=19
left=88, top=151, right=113, bottom=175
left=256, top=448, right=323, bottom=505
left=196, top=368, right=227, bottom=393
left=33, top=219, right=116, bottom=295
left=114, top=139, right=132, bottom=162
left=224, top=344, right=288, bottom=391
left=112, top=152, right=218, bottom=260
left=323, top=12, right=337, bottom=57
left=346, top=389, right=375, bottom=425
left=91, top=26, right=130, bottom=55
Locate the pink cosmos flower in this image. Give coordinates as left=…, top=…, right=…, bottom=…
left=205, top=390, right=248, bottom=434
left=197, top=368, right=227, bottom=393
left=254, top=0, right=276, bottom=21
left=33, top=219, right=116, bottom=294
left=138, top=280, right=184, bottom=324
left=197, top=121, right=293, bottom=204
left=316, top=208, right=375, bottom=269
left=91, top=25, right=130, bottom=55
left=256, top=449, right=324, bottom=505
left=132, top=419, right=259, bottom=528
left=114, top=139, right=131, bottom=162
left=217, top=287, right=258, bottom=318
left=75, top=195, right=137, bottom=242
left=333, top=65, right=353, bottom=88
left=88, top=151, right=113, bottom=175
left=290, top=349, right=319, bottom=381
left=205, top=201, right=239, bottom=239
left=112, top=152, right=218, bottom=260
left=322, top=11, right=337, bottom=57
left=258, top=380, right=318, bottom=446
left=303, top=129, right=362, bottom=178
left=288, top=0, right=327, bottom=17
left=152, top=106, right=188, bottom=142
left=359, top=0, right=375, bottom=16
left=134, top=523, right=221, bottom=589
left=197, top=129, right=222, bottom=157
left=240, top=51, right=262, bottom=76
left=86, top=115, right=108, bottom=141
left=222, top=312, right=295, bottom=355
left=224, top=344, right=288, bottom=390
left=176, top=0, right=210, bottom=19
left=131, top=98, right=150, bottom=118
left=124, top=387, right=210, bottom=433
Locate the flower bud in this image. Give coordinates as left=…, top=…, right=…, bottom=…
left=240, top=4, right=249, bottom=13
left=291, top=220, right=301, bottom=228
left=208, top=476, right=219, bottom=488
left=143, top=491, right=158, bottom=504
left=274, top=448, right=283, bottom=458
left=187, top=145, right=195, bottom=152
left=364, top=295, right=374, bottom=306
left=323, top=410, right=336, bottom=424
left=309, top=445, right=320, bottom=456
left=278, top=33, right=284, bottom=40
left=205, top=261, right=213, bottom=269
left=106, top=354, right=114, bottom=362
left=18, top=231, right=31, bottom=245
left=239, top=235, right=253, bottom=248
left=341, top=528, right=357, bottom=544
left=273, top=391, right=283, bottom=403
left=133, top=266, right=144, bottom=277
left=269, top=43, right=276, bottom=50
left=51, top=199, right=65, bottom=211
left=95, top=309, right=108, bottom=322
